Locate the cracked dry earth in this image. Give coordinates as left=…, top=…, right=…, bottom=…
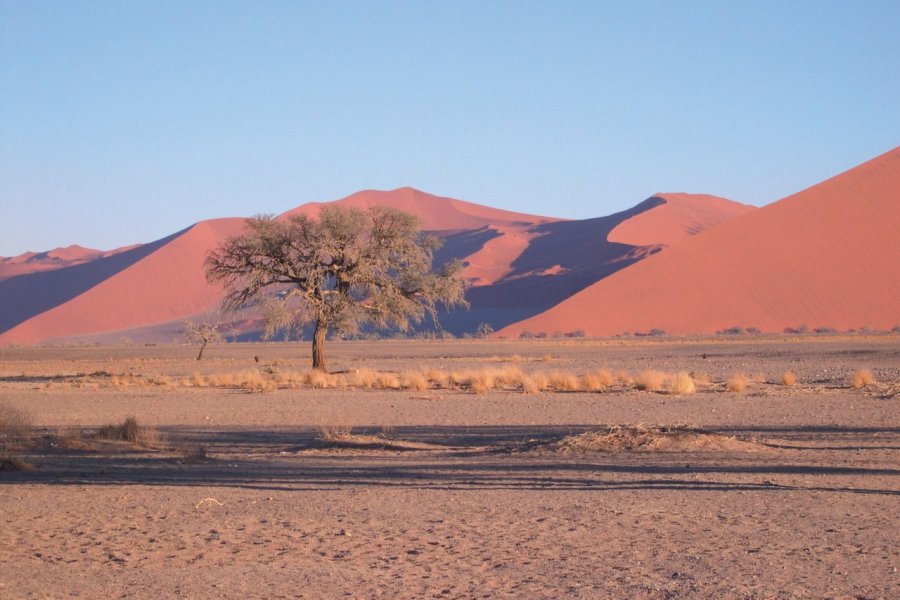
left=1, top=337, right=898, bottom=598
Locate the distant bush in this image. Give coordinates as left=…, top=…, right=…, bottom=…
left=519, top=331, right=535, bottom=339
left=746, top=327, right=761, bottom=334
left=813, top=327, right=837, bottom=334
left=726, top=373, right=748, bottom=393
left=535, top=332, right=547, bottom=339
left=663, top=372, right=696, bottom=395
left=648, top=328, right=666, bottom=337
left=780, top=371, right=796, bottom=386
left=892, top=325, right=900, bottom=334
left=718, top=326, right=745, bottom=335
left=784, top=325, right=809, bottom=334
left=565, top=330, right=586, bottom=338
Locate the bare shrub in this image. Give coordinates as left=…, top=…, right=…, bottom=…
left=726, top=373, right=748, bottom=393
left=0, top=404, right=32, bottom=446
left=663, top=372, right=696, bottom=395
left=401, top=371, right=429, bottom=391
left=780, top=371, right=796, bottom=386
left=175, top=445, right=208, bottom=464
left=634, top=370, right=665, bottom=392
left=548, top=371, right=580, bottom=392
left=848, top=369, right=875, bottom=389
left=96, top=417, right=159, bottom=447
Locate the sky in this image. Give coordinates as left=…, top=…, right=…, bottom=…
left=1, top=1, right=898, bottom=256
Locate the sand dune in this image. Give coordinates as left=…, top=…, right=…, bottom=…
left=0, top=244, right=140, bottom=280
left=499, top=146, right=900, bottom=337
left=0, top=187, right=751, bottom=344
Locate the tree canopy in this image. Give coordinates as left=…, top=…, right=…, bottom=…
left=205, top=205, right=467, bottom=369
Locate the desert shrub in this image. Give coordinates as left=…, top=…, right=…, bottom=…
left=784, top=325, right=809, bottom=334
left=634, top=370, right=666, bottom=392
left=726, top=373, right=748, bottom=393
left=96, top=417, right=159, bottom=447
left=780, top=371, right=796, bottom=386
left=547, top=371, right=580, bottom=392
left=718, top=326, right=744, bottom=335
left=848, top=369, right=875, bottom=389
left=648, top=328, right=667, bottom=337
left=892, top=325, right=900, bottom=334
left=400, top=371, right=429, bottom=391
left=663, top=372, right=696, bottom=395
left=175, top=445, right=208, bottom=464
left=814, top=327, right=837, bottom=334
left=746, top=327, right=761, bottom=334
left=0, top=404, right=32, bottom=446
left=519, top=331, right=535, bottom=339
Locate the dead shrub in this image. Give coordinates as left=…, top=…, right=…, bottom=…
left=663, top=372, right=696, bottom=395
left=548, top=370, right=580, bottom=392
left=400, top=371, right=429, bottom=391
left=780, top=371, right=796, bottom=386
left=175, top=445, right=208, bottom=464
left=848, top=369, right=875, bottom=389
left=0, top=403, right=32, bottom=446
left=95, top=417, right=159, bottom=447
left=726, top=373, right=748, bottom=393
left=634, top=370, right=666, bottom=392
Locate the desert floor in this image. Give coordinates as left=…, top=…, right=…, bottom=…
left=1, top=336, right=898, bottom=599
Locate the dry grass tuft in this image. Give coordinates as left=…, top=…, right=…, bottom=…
left=400, top=371, right=429, bottom=391
left=375, top=372, right=400, bottom=390
left=317, top=424, right=352, bottom=441
left=848, top=369, right=875, bottom=389
left=493, top=366, right=525, bottom=388
left=348, top=368, right=379, bottom=388
left=424, top=369, right=449, bottom=388
left=467, top=371, right=496, bottom=394
left=548, top=370, right=580, bottom=392
left=663, top=372, right=696, bottom=395
left=531, top=372, right=550, bottom=392
left=780, top=371, right=796, bottom=386
left=690, top=372, right=712, bottom=386
left=634, top=370, right=666, bottom=392
left=305, top=370, right=337, bottom=389
left=726, top=373, right=748, bottom=393
left=190, top=371, right=207, bottom=387
left=615, top=370, right=635, bottom=386
left=520, top=375, right=541, bottom=394
left=95, top=417, right=159, bottom=447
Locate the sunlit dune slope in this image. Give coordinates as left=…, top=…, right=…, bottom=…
left=499, top=147, right=900, bottom=337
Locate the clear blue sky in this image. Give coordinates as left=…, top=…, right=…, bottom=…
left=1, top=0, right=898, bottom=255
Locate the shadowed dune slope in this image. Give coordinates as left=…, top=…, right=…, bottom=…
left=499, top=146, right=900, bottom=337
left=0, top=219, right=246, bottom=344
left=0, top=244, right=140, bottom=280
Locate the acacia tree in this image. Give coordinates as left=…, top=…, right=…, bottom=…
left=183, top=316, right=225, bottom=360
left=205, top=205, right=467, bottom=370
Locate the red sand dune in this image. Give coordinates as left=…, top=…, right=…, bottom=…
left=0, top=186, right=752, bottom=344
left=280, top=187, right=559, bottom=231
left=0, top=244, right=139, bottom=280
left=499, top=147, right=900, bottom=338
left=608, top=193, right=754, bottom=247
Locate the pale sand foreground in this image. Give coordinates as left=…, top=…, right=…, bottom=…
left=1, top=337, right=898, bottom=598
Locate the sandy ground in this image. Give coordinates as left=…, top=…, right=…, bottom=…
left=1, top=336, right=898, bottom=598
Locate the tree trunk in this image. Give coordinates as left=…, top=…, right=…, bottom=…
left=196, top=339, right=207, bottom=361
left=312, top=320, right=327, bottom=371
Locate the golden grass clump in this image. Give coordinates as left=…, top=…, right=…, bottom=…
left=726, top=372, right=748, bottom=393
left=467, top=370, right=496, bottom=394
left=400, top=371, right=429, bottom=391
left=663, top=371, right=696, bottom=395
left=424, top=368, right=450, bottom=388
left=547, top=370, right=580, bottom=392
left=493, top=366, right=525, bottom=388
left=147, top=375, right=172, bottom=387
left=615, top=370, right=635, bottom=386
left=375, top=372, right=400, bottom=390
left=581, top=368, right=615, bottom=392
left=848, top=369, right=875, bottom=389
left=347, top=368, right=378, bottom=388
left=634, top=370, right=666, bottom=392
left=96, top=416, right=159, bottom=447
left=276, top=370, right=306, bottom=388
left=780, top=371, right=796, bottom=386
left=520, top=375, right=540, bottom=394
left=304, top=369, right=337, bottom=389
left=531, top=372, right=550, bottom=392
left=190, top=371, right=207, bottom=387
left=690, top=372, right=712, bottom=386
